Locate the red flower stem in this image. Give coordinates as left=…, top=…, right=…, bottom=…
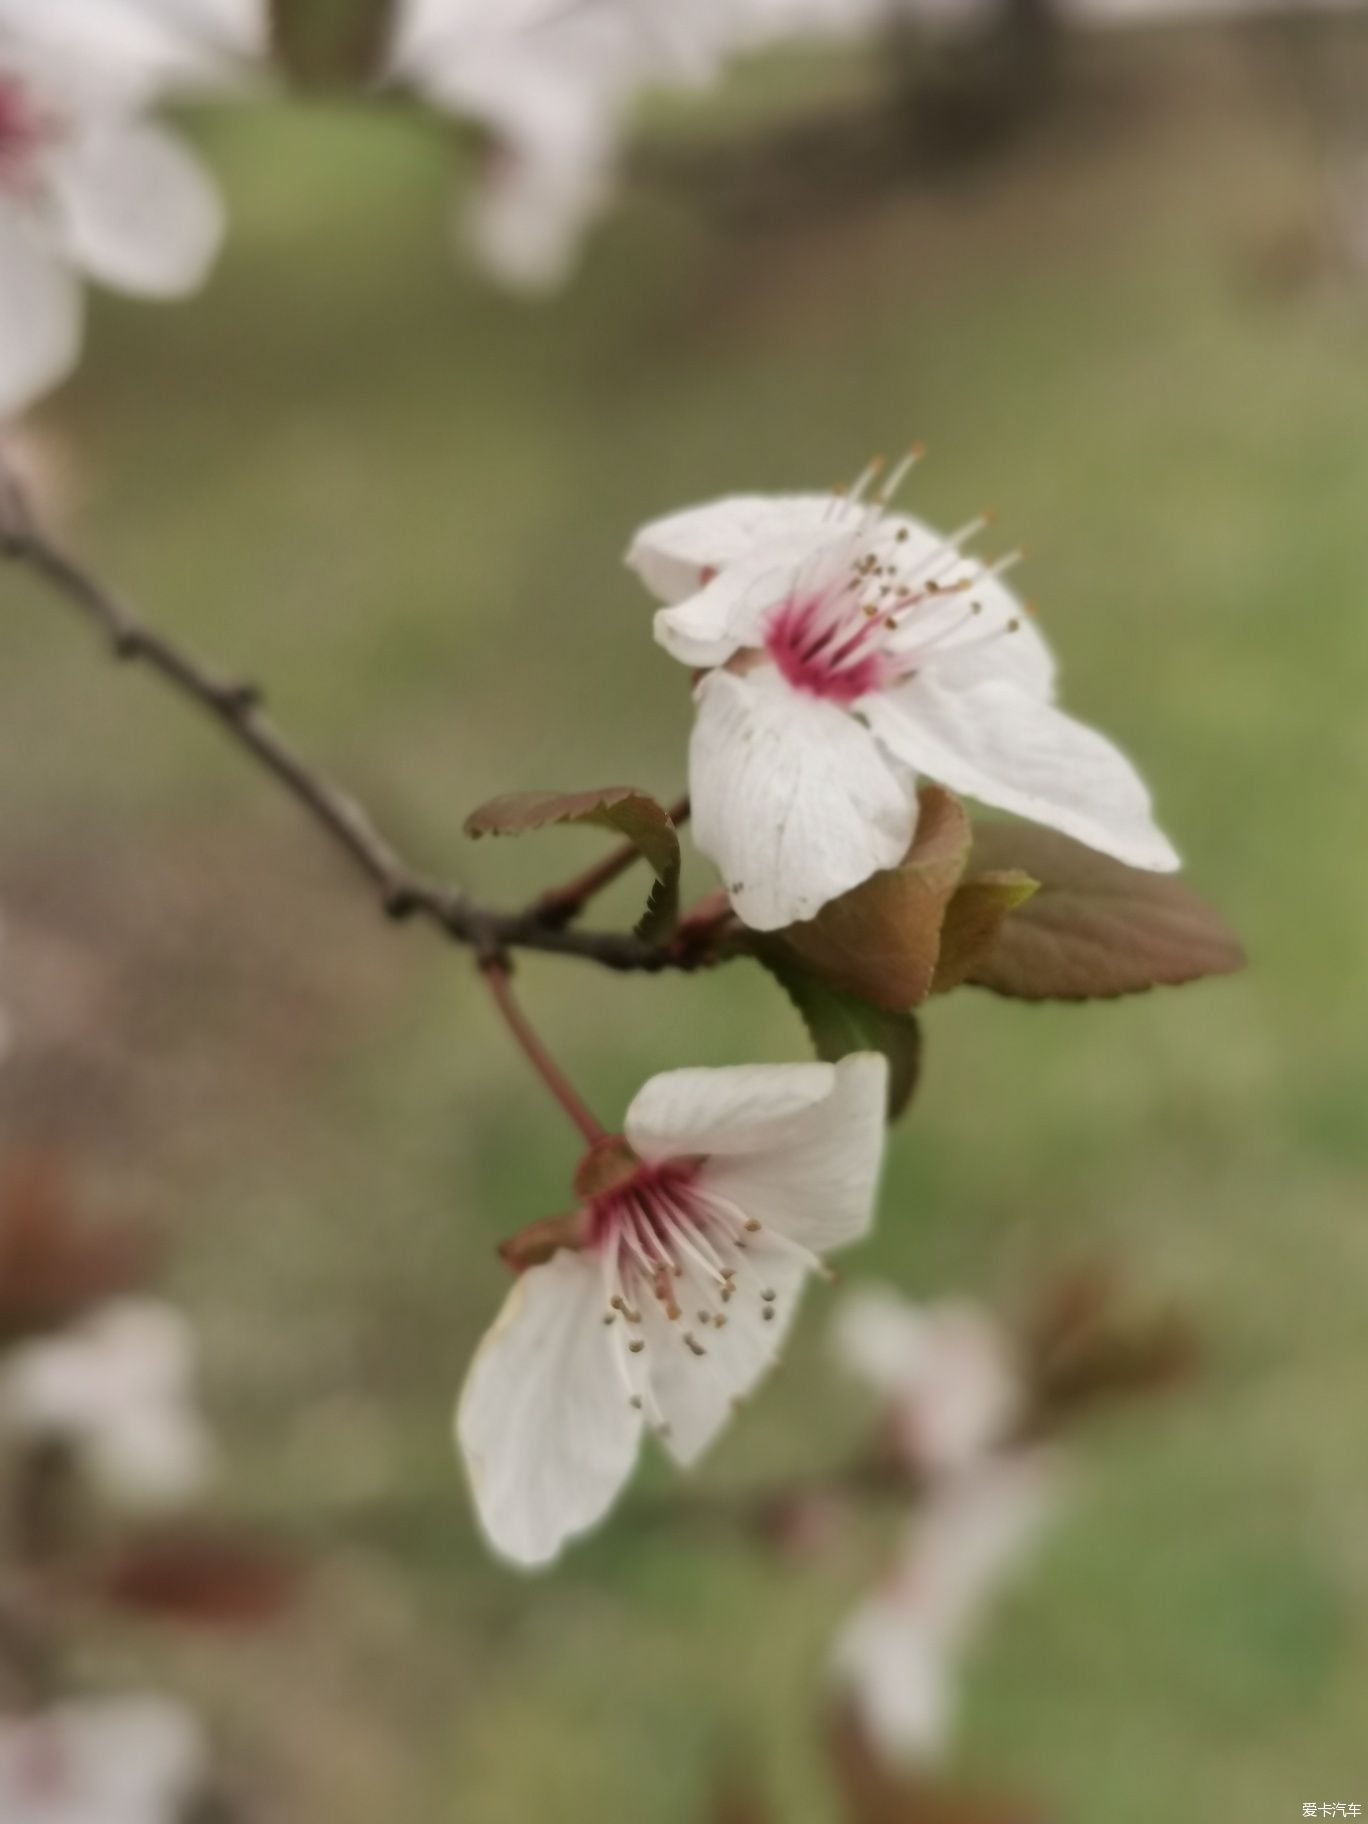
left=481, top=960, right=605, bottom=1144
left=533, top=796, right=691, bottom=927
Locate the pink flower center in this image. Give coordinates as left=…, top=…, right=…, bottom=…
left=757, top=505, right=1024, bottom=706
left=0, top=73, right=50, bottom=190
left=588, top=1159, right=726, bottom=1322
left=586, top=1157, right=798, bottom=1426
left=764, top=590, right=897, bottom=704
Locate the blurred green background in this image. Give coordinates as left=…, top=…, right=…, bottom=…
left=2, top=21, right=1367, bottom=1823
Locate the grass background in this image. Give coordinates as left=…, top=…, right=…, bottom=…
left=2, top=23, right=1367, bottom=1822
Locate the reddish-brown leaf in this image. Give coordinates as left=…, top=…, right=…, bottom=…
left=0, top=1156, right=151, bottom=1346
left=1022, top=1268, right=1199, bottom=1431
left=101, top=1529, right=301, bottom=1627
left=776, top=788, right=972, bottom=1011
left=962, top=825, right=1244, bottom=1001
left=464, top=786, right=681, bottom=938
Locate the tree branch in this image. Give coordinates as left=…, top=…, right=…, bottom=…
left=0, top=461, right=702, bottom=977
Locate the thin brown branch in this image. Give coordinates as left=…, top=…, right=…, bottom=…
left=481, top=959, right=605, bottom=1143
left=0, top=462, right=703, bottom=978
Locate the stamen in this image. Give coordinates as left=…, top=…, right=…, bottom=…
left=848, top=456, right=884, bottom=505
left=877, top=444, right=925, bottom=503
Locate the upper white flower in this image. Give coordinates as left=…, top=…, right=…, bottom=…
left=832, top=1452, right=1057, bottom=1765
left=0, top=1693, right=208, bottom=1824
left=0, top=1298, right=214, bottom=1508
left=628, top=473, right=1180, bottom=931
left=388, top=0, right=736, bottom=290
left=833, top=1285, right=1022, bottom=1474
left=0, top=0, right=267, bottom=416
left=458, top=1053, right=888, bottom=1567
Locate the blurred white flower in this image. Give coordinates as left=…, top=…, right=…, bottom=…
left=0, top=0, right=268, bottom=93
left=0, top=1298, right=214, bottom=1508
left=388, top=0, right=738, bottom=290
left=0, top=0, right=267, bottom=416
left=628, top=477, right=1178, bottom=930
left=833, top=1285, right=1023, bottom=1473
left=832, top=1452, right=1058, bottom=1765
left=0, top=1693, right=208, bottom=1824
left=458, top=1054, right=887, bottom=1567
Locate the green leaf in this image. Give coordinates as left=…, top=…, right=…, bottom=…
left=773, top=786, right=971, bottom=1011
left=962, top=824, right=1245, bottom=1001
left=761, top=952, right=923, bottom=1120
left=464, top=787, right=682, bottom=940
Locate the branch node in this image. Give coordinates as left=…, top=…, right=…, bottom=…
left=382, top=885, right=421, bottom=922
left=221, top=680, right=264, bottom=714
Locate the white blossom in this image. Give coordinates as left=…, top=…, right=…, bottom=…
left=0, top=1299, right=214, bottom=1508
left=0, top=1694, right=208, bottom=1824
left=628, top=473, right=1178, bottom=930
left=829, top=1283, right=1057, bottom=1765
left=387, top=0, right=738, bottom=290
left=832, top=1452, right=1058, bottom=1764
left=458, top=1054, right=887, bottom=1567
left=0, top=0, right=267, bottom=416
left=832, top=1284, right=1022, bottom=1473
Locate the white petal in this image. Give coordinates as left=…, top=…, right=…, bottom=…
left=465, top=141, right=608, bottom=293
left=834, top=1290, right=1022, bottom=1473
left=50, top=122, right=224, bottom=299
left=862, top=673, right=1180, bottom=873
left=0, top=1298, right=213, bottom=1508
left=890, top=1454, right=1059, bottom=1652
left=832, top=1453, right=1058, bottom=1768
left=628, top=491, right=862, bottom=604
left=831, top=1283, right=933, bottom=1396
left=626, top=1058, right=843, bottom=1161
left=650, top=524, right=855, bottom=669
left=897, top=551, right=1057, bottom=701
left=641, top=1234, right=807, bottom=1467
left=690, top=666, right=919, bottom=931
left=0, top=0, right=265, bottom=98
left=0, top=205, right=82, bottom=416
left=0, top=1693, right=209, bottom=1816
left=831, top=1592, right=953, bottom=1764
left=90, top=1409, right=215, bottom=1509
left=703, top=1053, right=887, bottom=1253
left=456, top=1252, right=642, bottom=1567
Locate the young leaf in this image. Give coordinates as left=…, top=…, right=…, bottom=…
left=962, top=825, right=1244, bottom=1001
left=464, top=787, right=682, bottom=939
left=774, top=787, right=971, bottom=1012
left=762, top=954, right=922, bottom=1120
left=932, top=871, right=1038, bottom=994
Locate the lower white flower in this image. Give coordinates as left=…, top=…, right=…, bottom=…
left=458, top=1053, right=888, bottom=1567
left=0, top=1298, right=214, bottom=1508
left=0, top=1694, right=208, bottom=1824
left=832, top=1453, right=1058, bottom=1766
left=832, top=1285, right=1022, bottom=1474
left=0, top=7, right=252, bottom=416
left=628, top=473, right=1179, bottom=931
